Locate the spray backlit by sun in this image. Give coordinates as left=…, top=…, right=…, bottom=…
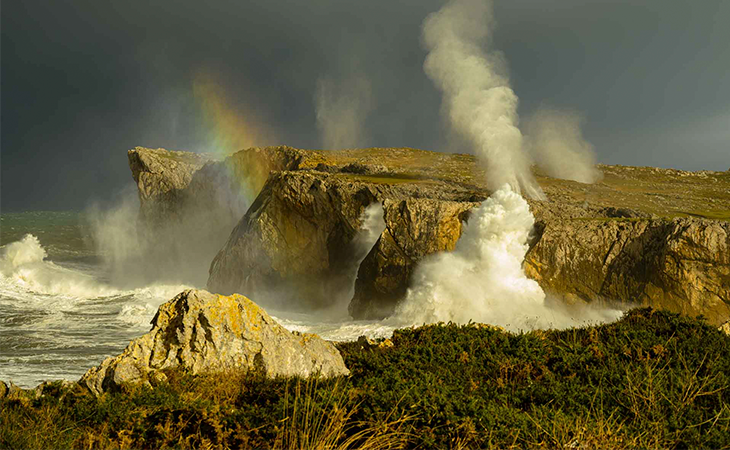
left=193, top=69, right=275, bottom=158
left=422, top=0, right=544, bottom=199
left=192, top=69, right=281, bottom=203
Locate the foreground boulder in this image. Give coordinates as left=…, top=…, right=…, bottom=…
left=80, top=289, right=349, bottom=396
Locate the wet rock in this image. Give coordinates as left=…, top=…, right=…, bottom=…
left=524, top=217, right=730, bottom=325
left=130, top=145, right=730, bottom=325
left=350, top=198, right=478, bottom=319
left=79, top=289, right=349, bottom=396
left=207, top=171, right=380, bottom=307
left=206, top=169, right=481, bottom=309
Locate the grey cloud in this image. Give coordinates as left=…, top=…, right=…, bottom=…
left=2, top=0, right=728, bottom=210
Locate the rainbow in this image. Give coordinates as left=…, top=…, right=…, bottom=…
left=192, top=69, right=277, bottom=202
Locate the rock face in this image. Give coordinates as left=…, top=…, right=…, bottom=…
left=130, top=146, right=730, bottom=324
left=79, top=289, right=349, bottom=396
left=208, top=171, right=379, bottom=306
left=128, top=147, right=215, bottom=222
left=128, top=145, right=305, bottom=224
left=123, top=146, right=306, bottom=285
left=350, top=198, right=478, bottom=319
left=206, top=158, right=487, bottom=309
left=524, top=218, right=730, bottom=324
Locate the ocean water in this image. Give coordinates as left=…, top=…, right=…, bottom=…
left=0, top=210, right=395, bottom=388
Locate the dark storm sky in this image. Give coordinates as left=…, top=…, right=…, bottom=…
left=2, top=0, right=729, bottom=211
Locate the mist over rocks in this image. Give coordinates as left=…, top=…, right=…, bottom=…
left=127, top=146, right=730, bottom=325
left=204, top=147, right=492, bottom=309
left=80, top=289, right=349, bottom=396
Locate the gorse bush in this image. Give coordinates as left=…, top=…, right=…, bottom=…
left=1, top=308, right=729, bottom=449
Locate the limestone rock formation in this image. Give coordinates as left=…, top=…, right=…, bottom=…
left=350, top=198, right=478, bottom=319
left=207, top=171, right=378, bottom=306
left=128, top=145, right=305, bottom=223
left=128, top=147, right=215, bottom=222
left=79, top=289, right=349, bottom=396
left=129, top=145, right=730, bottom=324
left=206, top=165, right=486, bottom=308
left=524, top=218, right=730, bottom=324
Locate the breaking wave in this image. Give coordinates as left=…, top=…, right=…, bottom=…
left=0, top=234, right=189, bottom=323
left=393, top=185, right=622, bottom=331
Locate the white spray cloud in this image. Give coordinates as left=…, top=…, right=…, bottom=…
left=422, top=0, right=544, bottom=199
left=393, top=185, right=621, bottom=330
left=85, top=183, right=244, bottom=289
left=315, top=74, right=373, bottom=149
left=524, top=107, right=602, bottom=184
left=392, top=0, right=619, bottom=331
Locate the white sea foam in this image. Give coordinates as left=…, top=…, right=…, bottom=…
left=0, top=234, right=118, bottom=299
left=0, top=234, right=189, bottom=324
left=392, top=185, right=622, bottom=331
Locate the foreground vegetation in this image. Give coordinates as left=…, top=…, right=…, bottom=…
left=2, top=308, right=729, bottom=449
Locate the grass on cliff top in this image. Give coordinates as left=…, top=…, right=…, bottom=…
left=2, top=308, right=729, bottom=449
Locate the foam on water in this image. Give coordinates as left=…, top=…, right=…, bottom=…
left=0, top=234, right=191, bottom=387
left=0, top=234, right=119, bottom=299
left=0, top=198, right=623, bottom=388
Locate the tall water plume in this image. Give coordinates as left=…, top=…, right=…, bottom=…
left=315, top=74, right=373, bottom=150
left=422, top=0, right=544, bottom=199
left=394, top=0, right=620, bottom=330
left=524, top=107, right=602, bottom=184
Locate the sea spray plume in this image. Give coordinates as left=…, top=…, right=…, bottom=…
left=422, top=0, right=544, bottom=199
left=524, top=107, right=602, bottom=184
left=315, top=74, right=373, bottom=149
left=86, top=181, right=243, bottom=288
left=394, top=185, right=545, bottom=328
left=393, top=186, right=622, bottom=330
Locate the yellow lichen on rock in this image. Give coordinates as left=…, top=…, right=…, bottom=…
left=79, top=289, right=349, bottom=396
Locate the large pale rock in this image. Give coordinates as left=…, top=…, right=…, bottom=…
left=123, top=146, right=305, bottom=285
left=350, top=198, right=478, bottom=319
left=79, top=289, right=349, bottom=396
left=128, top=145, right=305, bottom=223
left=524, top=218, right=730, bottom=324
left=207, top=171, right=378, bottom=307
left=206, top=169, right=483, bottom=308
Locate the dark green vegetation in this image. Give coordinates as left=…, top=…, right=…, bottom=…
left=2, top=308, right=729, bottom=449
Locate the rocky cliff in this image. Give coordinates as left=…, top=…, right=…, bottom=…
left=80, top=289, right=349, bottom=396
left=205, top=147, right=490, bottom=308
left=128, top=146, right=730, bottom=324
left=524, top=218, right=730, bottom=324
